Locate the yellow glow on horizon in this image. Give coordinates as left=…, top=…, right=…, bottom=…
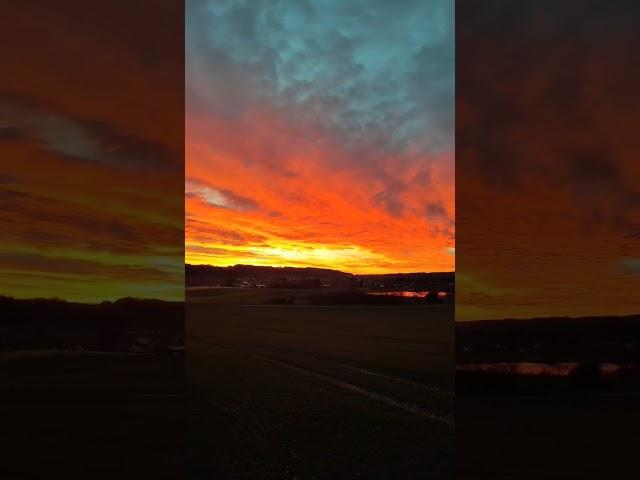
left=185, top=239, right=449, bottom=274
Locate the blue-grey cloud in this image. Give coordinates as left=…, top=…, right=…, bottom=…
left=187, top=0, right=453, bottom=156
left=0, top=95, right=178, bottom=172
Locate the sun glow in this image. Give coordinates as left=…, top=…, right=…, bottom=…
left=185, top=239, right=398, bottom=274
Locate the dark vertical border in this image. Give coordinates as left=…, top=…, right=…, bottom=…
left=456, top=1, right=640, bottom=478
left=0, top=2, right=185, bottom=478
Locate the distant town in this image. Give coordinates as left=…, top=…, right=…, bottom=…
left=186, top=264, right=455, bottom=301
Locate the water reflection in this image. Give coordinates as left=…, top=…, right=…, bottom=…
left=367, top=291, right=448, bottom=298
left=456, top=362, right=638, bottom=377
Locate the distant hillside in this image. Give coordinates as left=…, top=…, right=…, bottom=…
left=186, top=264, right=454, bottom=291
left=0, top=296, right=183, bottom=352
left=457, top=314, right=640, bottom=364
left=358, top=271, right=455, bottom=284
left=187, top=264, right=350, bottom=281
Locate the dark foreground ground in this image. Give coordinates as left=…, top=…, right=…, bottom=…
left=0, top=351, right=184, bottom=480
left=456, top=314, right=640, bottom=479
left=457, top=384, right=640, bottom=479
left=187, top=299, right=454, bottom=479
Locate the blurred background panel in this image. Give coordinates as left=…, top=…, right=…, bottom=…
left=0, top=2, right=184, bottom=479
left=1, top=0, right=184, bottom=301
left=456, top=1, right=640, bottom=478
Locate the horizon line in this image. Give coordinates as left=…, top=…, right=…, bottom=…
left=185, top=262, right=455, bottom=276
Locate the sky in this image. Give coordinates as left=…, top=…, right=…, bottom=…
left=186, top=0, right=454, bottom=274
left=0, top=2, right=184, bottom=302
left=456, top=0, right=640, bottom=320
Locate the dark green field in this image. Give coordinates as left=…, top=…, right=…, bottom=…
left=457, top=391, right=640, bottom=479
left=187, top=291, right=454, bottom=479
left=186, top=286, right=300, bottom=304
left=0, top=351, right=184, bottom=480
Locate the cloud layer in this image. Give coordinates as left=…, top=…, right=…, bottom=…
left=186, top=0, right=454, bottom=273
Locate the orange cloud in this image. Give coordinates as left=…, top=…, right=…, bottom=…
left=186, top=105, right=454, bottom=274
left=185, top=1, right=454, bottom=275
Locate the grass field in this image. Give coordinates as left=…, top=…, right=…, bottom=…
left=187, top=296, right=454, bottom=479
left=457, top=392, right=640, bottom=479
left=187, top=286, right=305, bottom=304
left=0, top=351, right=184, bottom=479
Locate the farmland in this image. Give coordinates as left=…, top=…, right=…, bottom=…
left=0, top=295, right=184, bottom=479
left=187, top=288, right=454, bottom=479
left=457, top=389, right=640, bottom=479
left=0, top=350, right=184, bottom=479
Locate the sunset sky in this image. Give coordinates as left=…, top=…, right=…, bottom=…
left=0, top=2, right=184, bottom=302
left=457, top=1, right=640, bottom=320
left=186, top=0, right=454, bottom=274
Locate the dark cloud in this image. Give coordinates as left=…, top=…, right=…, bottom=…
left=186, top=217, right=267, bottom=246
left=620, top=257, right=640, bottom=275
left=187, top=0, right=453, bottom=158
left=458, top=0, right=639, bottom=40
left=0, top=251, right=176, bottom=282
left=425, top=201, right=447, bottom=219
left=1, top=178, right=182, bottom=256
left=0, top=127, right=26, bottom=141
left=374, top=189, right=405, bottom=217
left=0, top=95, right=179, bottom=172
